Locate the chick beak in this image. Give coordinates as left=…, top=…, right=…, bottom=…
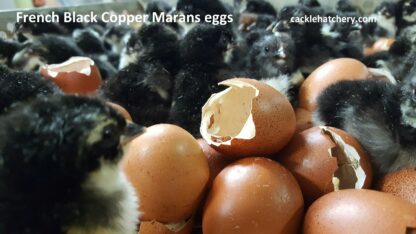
left=167, top=7, right=177, bottom=15
left=121, top=122, right=146, bottom=145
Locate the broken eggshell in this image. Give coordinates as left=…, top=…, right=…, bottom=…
left=376, top=168, right=416, bottom=205
left=298, top=58, right=370, bottom=111
left=200, top=78, right=296, bottom=158
left=364, top=37, right=395, bottom=56
left=203, top=157, right=304, bottom=234
left=303, top=189, right=416, bottom=234
left=40, top=56, right=102, bottom=95
left=277, top=126, right=372, bottom=206
left=107, top=102, right=133, bottom=121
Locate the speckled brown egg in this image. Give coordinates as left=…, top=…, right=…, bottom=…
left=197, top=138, right=232, bottom=189
left=298, top=58, right=370, bottom=111
left=122, top=124, right=209, bottom=223
left=376, top=168, right=416, bottom=204
left=303, top=189, right=416, bottom=234
left=277, top=126, right=372, bottom=206
left=200, top=78, right=296, bottom=158
left=40, top=56, right=102, bottom=95
left=203, top=157, right=304, bottom=234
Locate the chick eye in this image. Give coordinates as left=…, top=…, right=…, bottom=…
left=265, top=47, right=270, bottom=52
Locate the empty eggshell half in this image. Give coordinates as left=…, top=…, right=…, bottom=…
left=200, top=78, right=296, bottom=158
left=40, top=56, right=102, bottom=95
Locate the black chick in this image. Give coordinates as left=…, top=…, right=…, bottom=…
left=103, top=23, right=180, bottom=126
left=103, top=24, right=133, bottom=54
left=314, top=74, right=416, bottom=176
left=0, top=95, right=143, bottom=234
left=243, top=0, right=277, bottom=16
left=170, top=24, right=235, bottom=136
left=245, top=31, right=303, bottom=102
left=397, top=0, right=416, bottom=42
left=0, top=38, right=22, bottom=66
left=11, top=34, right=84, bottom=71
left=363, top=1, right=398, bottom=43
left=0, top=65, right=61, bottom=114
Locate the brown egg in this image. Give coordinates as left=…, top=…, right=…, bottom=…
left=295, top=107, right=314, bottom=134
left=200, top=78, right=296, bottom=158
left=40, top=56, right=102, bottom=95
left=376, top=168, right=416, bottom=204
left=139, top=218, right=194, bottom=234
left=122, top=124, right=209, bottom=223
left=277, top=126, right=372, bottom=206
left=303, top=189, right=416, bottom=234
left=107, top=102, right=132, bottom=121
left=203, top=157, right=304, bottom=234
left=197, top=138, right=231, bottom=189
left=298, top=58, right=370, bottom=111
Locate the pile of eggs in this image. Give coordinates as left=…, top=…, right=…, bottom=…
left=39, top=56, right=416, bottom=233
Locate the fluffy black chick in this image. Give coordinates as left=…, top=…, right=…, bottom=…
left=243, top=0, right=277, bottom=16
left=397, top=0, right=416, bottom=43
left=176, top=0, right=230, bottom=17
left=363, top=2, right=398, bottom=43
left=119, top=23, right=180, bottom=71
left=0, top=38, right=22, bottom=66
left=0, top=95, right=143, bottom=234
left=0, top=65, right=61, bottom=114
left=170, top=24, right=235, bottom=136
left=245, top=31, right=303, bottom=102
left=314, top=75, right=416, bottom=176
left=103, top=23, right=180, bottom=126
left=11, top=35, right=84, bottom=71
left=103, top=24, right=133, bottom=54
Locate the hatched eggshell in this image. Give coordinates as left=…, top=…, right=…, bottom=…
left=203, top=157, right=304, bottom=234
left=200, top=78, right=296, bottom=158
left=139, top=218, right=194, bottom=234
left=197, top=138, right=232, bottom=189
left=122, top=124, right=209, bottom=223
left=303, top=189, right=416, bottom=234
left=299, top=58, right=369, bottom=111
left=277, top=126, right=372, bottom=206
left=107, top=102, right=132, bottom=121
left=40, top=56, right=102, bottom=95
left=376, top=168, right=416, bottom=204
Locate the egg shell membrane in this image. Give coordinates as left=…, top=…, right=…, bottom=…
left=320, top=127, right=366, bottom=191
left=44, top=56, right=95, bottom=77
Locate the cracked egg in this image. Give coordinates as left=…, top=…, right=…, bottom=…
left=276, top=126, right=372, bottom=206
left=200, top=78, right=296, bottom=158
left=40, top=56, right=102, bottom=95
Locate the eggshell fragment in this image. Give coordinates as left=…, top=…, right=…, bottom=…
left=197, top=139, right=231, bottom=189
left=298, top=58, right=370, bottom=111
left=303, top=189, right=416, bottom=234
left=122, top=124, right=209, bottom=223
left=40, top=56, right=102, bottom=95
left=364, top=38, right=395, bottom=56
left=139, top=217, right=194, bottom=234
left=277, top=126, right=372, bottom=206
left=203, top=157, right=304, bottom=234
left=376, top=168, right=416, bottom=204
left=200, top=78, right=296, bottom=158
